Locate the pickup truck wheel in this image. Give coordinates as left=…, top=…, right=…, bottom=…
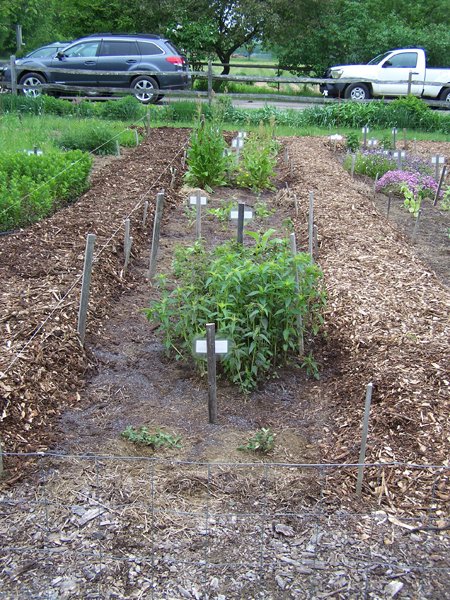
left=18, top=72, right=46, bottom=98
left=131, top=75, right=159, bottom=104
left=345, top=83, right=371, bottom=101
left=439, top=88, right=450, bottom=104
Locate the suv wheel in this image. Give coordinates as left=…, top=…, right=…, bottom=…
left=131, top=75, right=159, bottom=104
left=19, top=72, right=46, bottom=98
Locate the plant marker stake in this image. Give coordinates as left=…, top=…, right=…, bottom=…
left=387, top=193, right=392, bottom=218
left=313, top=224, right=318, bottom=255
left=0, top=438, right=4, bottom=478
left=308, top=191, right=314, bottom=260
left=432, top=155, right=445, bottom=182
left=403, top=128, right=407, bottom=149
left=206, top=323, right=217, bottom=424
left=142, top=200, right=149, bottom=227
left=10, top=55, right=17, bottom=96
left=207, top=59, right=213, bottom=106
left=134, top=129, right=139, bottom=146
left=392, top=128, right=397, bottom=150
left=284, top=147, right=289, bottom=164
left=145, top=111, right=151, bottom=136
left=77, top=233, right=96, bottom=345
left=170, top=166, right=177, bottom=188
left=290, top=159, right=294, bottom=178
left=412, top=208, right=422, bottom=242
left=362, top=125, right=369, bottom=150
left=351, top=154, right=356, bottom=179
left=148, top=191, right=165, bottom=279
left=294, top=193, right=299, bottom=218
left=115, top=140, right=120, bottom=156
left=356, top=382, right=373, bottom=497
left=373, top=173, right=379, bottom=197
left=124, top=236, right=133, bottom=273
left=196, top=193, right=202, bottom=239
left=237, top=202, right=245, bottom=244
left=124, top=218, right=130, bottom=259
left=434, top=165, right=447, bottom=206
left=289, top=233, right=305, bottom=357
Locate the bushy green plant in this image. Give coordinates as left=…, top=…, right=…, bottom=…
left=235, top=123, right=280, bottom=191
left=97, top=96, right=146, bottom=121
left=184, top=117, right=230, bottom=188
left=345, top=132, right=359, bottom=152
left=56, top=123, right=120, bottom=155
left=238, top=428, right=275, bottom=453
left=344, top=151, right=397, bottom=178
left=121, top=426, right=181, bottom=449
left=0, top=150, right=92, bottom=231
left=144, top=230, right=325, bottom=392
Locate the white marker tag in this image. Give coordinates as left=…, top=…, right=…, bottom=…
left=189, top=195, right=207, bottom=205
left=195, top=339, right=229, bottom=354
left=230, top=209, right=253, bottom=220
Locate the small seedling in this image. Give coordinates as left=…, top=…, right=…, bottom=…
left=122, top=426, right=182, bottom=449
left=238, top=428, right=275, bottom=454
left=254, top=200, right=275, bottom=219
left=301, top=352, right=320, bottom=380
left=207, top=200, right=234, bottom=222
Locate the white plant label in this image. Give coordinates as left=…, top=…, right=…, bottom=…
left=195, top=339, right=229, bottom=355
left=189, top=195, right=207, bottom=205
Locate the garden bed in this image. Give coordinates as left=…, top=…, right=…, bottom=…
left=0, top=129, right=449, bottom=598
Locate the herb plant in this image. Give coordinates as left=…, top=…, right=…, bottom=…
left=238, top=428, right=275, bottom=453
left=144, top=230, right=325, bottom=392
left=184, top=117, right=230, bottom=189
left=121, top=426, right=182, bottom=449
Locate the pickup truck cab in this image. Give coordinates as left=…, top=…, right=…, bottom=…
left=320, top=48, right=450, bottom=104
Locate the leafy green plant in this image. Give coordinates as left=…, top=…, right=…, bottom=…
left=207, top=200, right=234, bottom=222
left=254, top=199, right=275, bottom=219
left=56, top=122, right=122, bottom=155
left=301, top=352, right=320, bottom=380
left=238, top=428, right=275, bottom=453
left=184, top=117, right=230, bottom=189
left=144, top=230, right=325, bottom=392
left=236, top=123, right=280, bottom=191
left=345, top=132, right=360, bottom=152
left=0, top=150, right=92, bottom=231
left=121, top=426, right=182, bottom=449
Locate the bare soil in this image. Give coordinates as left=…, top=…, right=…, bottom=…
left=0, top=130, right=449, bottom=599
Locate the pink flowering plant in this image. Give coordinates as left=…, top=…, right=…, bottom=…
left=376, top=170, right=441, bottom=217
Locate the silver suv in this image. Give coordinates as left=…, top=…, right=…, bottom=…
left=5, top=33, right=190, bottom=104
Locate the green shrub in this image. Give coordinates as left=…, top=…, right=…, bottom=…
left=56, top=122, right=120, bottom=155
left=144, top=230, right=325, bottom=392
left=0, top=150, right=92, bottom=231
left=97, top=96, right=146, bottom=121
left=184, top=118, right=230, bottom=188
left=121, top=426, right=181, bottom=449
left=238, top=428, right=275, bottom=453
left=235, top=124, right=280, bottom=191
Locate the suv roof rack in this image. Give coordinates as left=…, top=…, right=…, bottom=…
left=83, top=33, right=163, bottom=40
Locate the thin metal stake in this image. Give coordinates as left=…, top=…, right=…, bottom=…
left=149, top=191, right=165, bottom=279
left=237, top=202, right=245, bottom=244
left=77, top=233, right=96, bottom=344
left=308, top=191, right=314, bottom=260
left=206, top=323, right=217, bottom=424
left=289, top=233, right=305, bottom=356
left=434, top=165, right=447, bottom=206
left=356, top=382, right=373, bottom=497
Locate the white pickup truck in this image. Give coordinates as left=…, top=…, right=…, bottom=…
left=320, top=48, right=450, bottom=103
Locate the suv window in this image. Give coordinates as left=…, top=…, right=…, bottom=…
left=64, top=41, right=99, bottom=58
left=100, top=40, right=139, bottom=56
left=387, top=52, right=418, bottom=68
left=138, top=41, right=164, bottom=56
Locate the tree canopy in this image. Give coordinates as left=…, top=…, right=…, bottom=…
left=1, top=0, right=449, bottom=74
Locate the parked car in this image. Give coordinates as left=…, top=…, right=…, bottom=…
left=2, top=33, right=190, bottom=103
left=23, top=42, right=72, bottom=59
left=320, top=48, right=450, bottom=104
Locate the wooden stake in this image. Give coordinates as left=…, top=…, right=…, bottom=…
left=237, top=202, right=245, bottom=244
left=195, top=193, right=202, bottom=240
left=207, top=59, right=213, bottom=106
left=149, top=191, right=165, bottom=279
left=206, top=323, right=217, bottom=424
left=289, top=233, right=305, bottom=357
left=356, top=382, right=373, bottom=497
left=77, top=233, right=96, bottom=344
left=308, top=191, right=314, bottom=260
left=373, top=173, right=379, bottom=197
left=0, top=438, right=4, bottom=478
left=412, top=208, right=422, bottom=242
left=387, top=193, right=392, bottom=218
left=145, top=111, right=151, bottom=136
left=351, top=154, right=356, bottom=179
left=142, top=200, right=149, bottom=227
left=124, top=219, right=130, bottom=259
